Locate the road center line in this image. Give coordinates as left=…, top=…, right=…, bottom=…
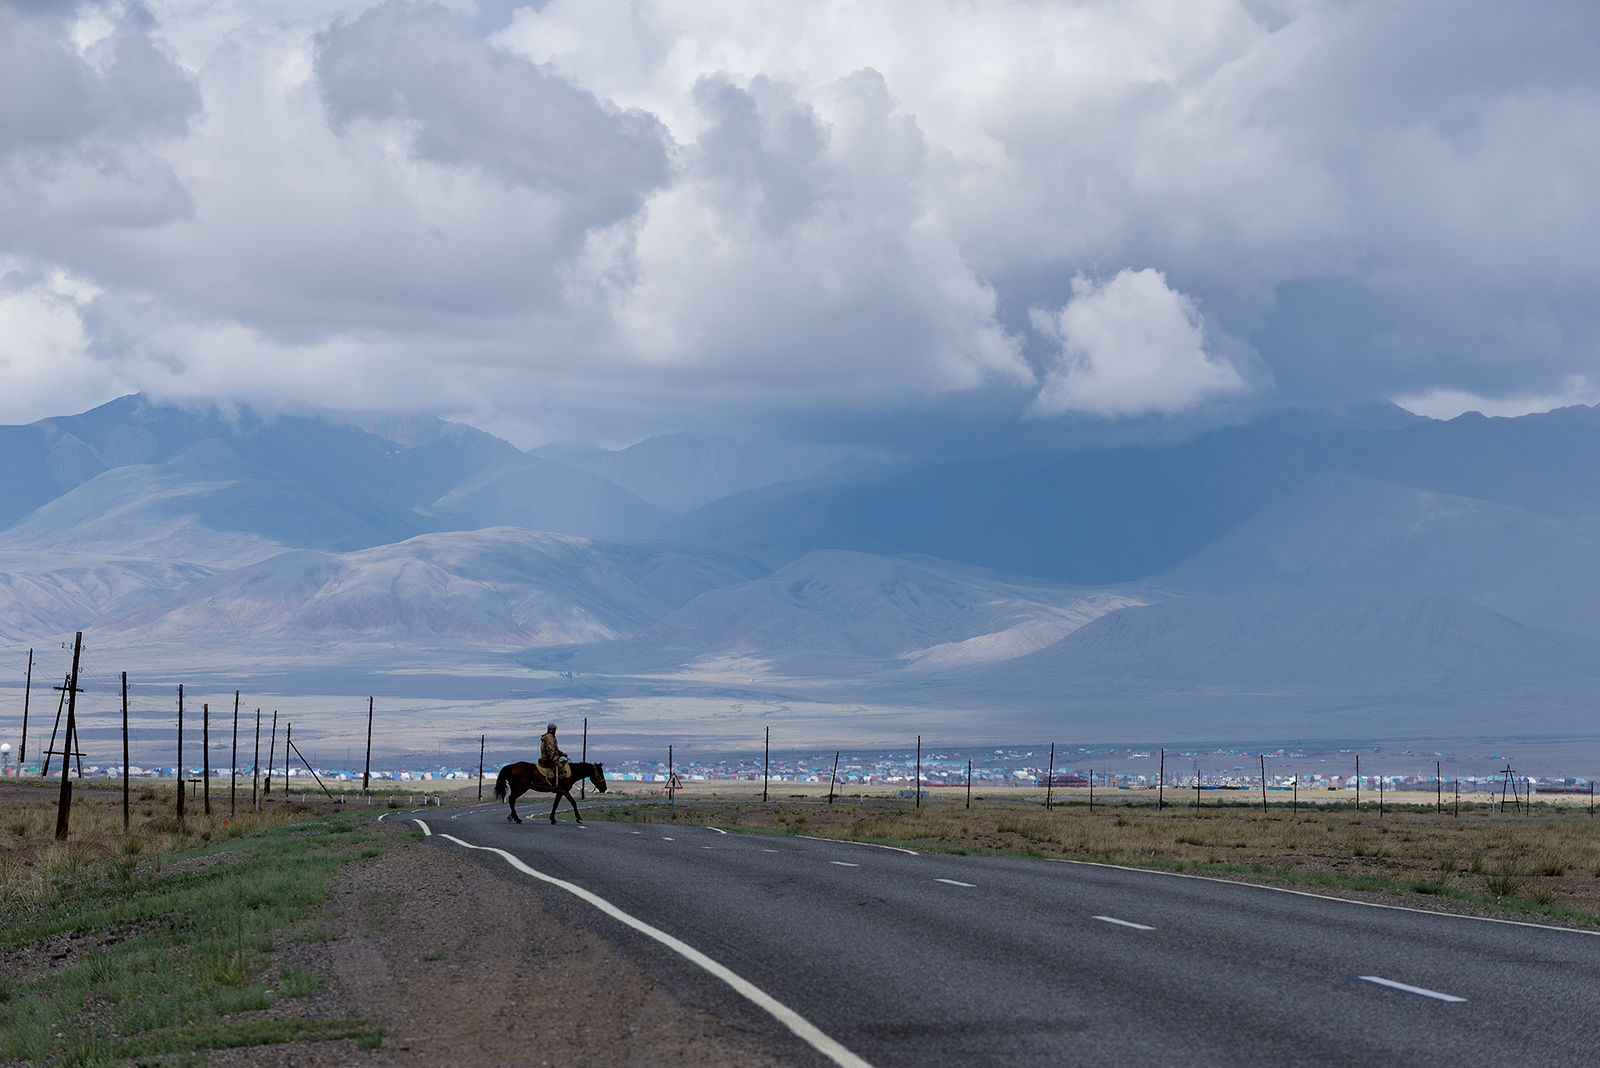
left=705, top=826, right=728, bottom=835
left=1093, top=915, right=1153, bottom=931
left=830, top=861, right=861, bottom=867
left=936, top=879, right=976, bottom=888
left=1357, top=976, right=1467, bottom=1002
left=424, top=825, right=874, bottom=1068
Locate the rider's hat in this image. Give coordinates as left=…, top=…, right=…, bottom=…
left=547, top=722, right=558, bottom=732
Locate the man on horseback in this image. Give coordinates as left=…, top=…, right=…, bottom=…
left=539, top=722, right=570, bottom=790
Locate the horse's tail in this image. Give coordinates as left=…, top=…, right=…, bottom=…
left=493, top=764, right=512, bottom=802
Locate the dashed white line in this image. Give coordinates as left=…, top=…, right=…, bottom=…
left=761, top=848, right=779, bottom=853
left=419, top=822, right=874, bottom=1068
left=662, top=836, right=676, bottom=841
left=1093, top=915, right=1153, bottom=931
left=705, top=826, right=728, bottom=835
left=830, top=861, right=861, bottom=867
left=936, top=879, right=976, bottom=888
left=1357, top=976, right=1466, bottom=1003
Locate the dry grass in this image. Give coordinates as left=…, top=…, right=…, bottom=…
left=0, top=778, right=334, bottom=907
left=635, top=792, right=1600, bottom=926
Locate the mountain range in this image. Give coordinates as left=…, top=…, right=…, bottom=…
left=5, top=393, right=1600, bottom=753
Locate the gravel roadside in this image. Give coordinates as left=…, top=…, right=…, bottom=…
left=210, top=817, right=783, bottom=1067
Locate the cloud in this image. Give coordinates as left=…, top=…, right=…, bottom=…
left=1029, top=269, right=1248, bottom=418
left=1, top=0, right=1598, bottom=443
left=0, top=257, right=130, bottom=424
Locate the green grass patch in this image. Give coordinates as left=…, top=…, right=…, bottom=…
left=0, top=810, right=386, bottom=1065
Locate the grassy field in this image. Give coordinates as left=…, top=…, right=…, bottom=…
left=1, top=779, right=392, bottom=1066
left=594, top=783, right=1600, bottom=927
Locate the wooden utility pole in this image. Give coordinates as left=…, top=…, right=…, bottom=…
left=265, top=711, right=277, bottom=796
left=828, top=750, right=840, bottom=805
left=284, top=722, right=292, bottom=798
left=763, top=725, right=769, bottom=803
left=202, top=702, right=211, bottom=816
left=252, top=707, right=262, bottom=811
left=19, top=649, right=31, bottom=771
left=121, top=672, right=130, bottom=831
left=580, top=717, right=588, bottom=800
left=231, top=691, right=240, bottom=816
left=478, top=734, right=485, bottom=801
left=362, top=696, right=373, bottom=794
left=1045, top=742, right=1054, bottom=811
left=1260, top=754, right=1268, bottom=815
left=1436, top=760, right=1442, bottom=815
left=1355, top=754, right=1360, bottom=811
left=916, top=735, right=922, bottom=809
left=966, top=758, right=972, bottom=810
left=1159, top=748, right=1165, bottom=811
left=176, top=684, right=185, bottom=824
left=54, top=633, right=83, bottom=840
left=42, top=674, right=69, bottom=777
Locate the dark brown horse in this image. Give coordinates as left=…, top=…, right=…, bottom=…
left=494, top=760, right=607, bottom=824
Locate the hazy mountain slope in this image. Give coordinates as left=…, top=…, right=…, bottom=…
left=956, top=587, right=1600, bottom=698
left=424, top=458, right=673, bottom=541
left=0, top=440, right=427, bottom=567
left=1153, top=472, right=1600, bottom=638
left=93, top=528, right=767, bottom=648
left=536, top=432, right=852, bottom=511
left=0, top=553, right=214, bottom=645
left=567, top=550, right=1144, bottom=674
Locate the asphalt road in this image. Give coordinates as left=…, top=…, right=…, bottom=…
left=404, top=804, right=1600, bottom=1066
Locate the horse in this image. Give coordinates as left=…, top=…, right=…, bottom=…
left=494, top=760, right=607, bottom=824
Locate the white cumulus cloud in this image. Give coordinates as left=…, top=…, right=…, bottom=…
left=1029, top=269, right=1248, bottom=418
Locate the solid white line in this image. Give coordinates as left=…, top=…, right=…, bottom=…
left=799, top=835, right=918, bottom=856
left=936, top=879, right=976, bottom=888
left=762, top=848, right=779, bottom=853
left=1046, top=857, right=1600, bottom=938
left=830, top=861, right=861, bottom=867
left=412, top=819, right=431, bottom=836
left=1093, top=915, right=1154, bottom=931
left=1358, top=976, right=1466, bottom=1003
left=431, top=830, right=874, bottom=1068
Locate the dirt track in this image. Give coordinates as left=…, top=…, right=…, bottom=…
left=211, top=817, right=782, bottom=1066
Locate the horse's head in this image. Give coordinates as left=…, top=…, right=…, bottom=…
left=588, top=761, right=607, bottom=794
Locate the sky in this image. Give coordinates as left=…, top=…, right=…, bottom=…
left=2, top=0, right=1598, bottom=448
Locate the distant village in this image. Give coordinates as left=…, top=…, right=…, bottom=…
left=3, top=744, right=1590, bottom=797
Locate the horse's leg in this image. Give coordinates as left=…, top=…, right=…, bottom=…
left=507, top=785, right=524, bottom=824
left=565, top=788, right=583, bottom=823
left=549, top=789, right=561, bottom=824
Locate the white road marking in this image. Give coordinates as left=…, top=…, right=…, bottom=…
left=1093, top=915, right=1154, bottom=931
left=662, top=836, right=676, bottom=841
left=425, top=825, right=874, bottom=1068
left=705, top=826, right=728, bottom=835
left=1358, top=976, right=1467, bottom=1002
left=800, top=835, right=918, bottom=856
left=762, top=848, right=779, bottom=853
left=411, top=819, right=431, bottom=836
left=936, top=879, right=976, bottom=888
left=830, top=861, right=860, bottom=867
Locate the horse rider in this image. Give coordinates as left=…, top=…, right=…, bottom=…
left=539, top=722, right=570, bottom=789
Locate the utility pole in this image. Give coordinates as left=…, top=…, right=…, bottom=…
left=202, top=702, right=211, bottom=816
left=362, top=696, right=373, bottom=795
left=916, top=735, right=922, bottom=810
left=828, top=750, right=840, bottom=805
left=580, top=717, right=588, bottom=800
left=763, top=725, right=770, bottom=803
left=478, top=735, right=485, bottom=802
left=54, top=633, right=83, bottom=840
left=265, top=711, right=277, bottom=796
left=252, top=707, right=262, bottom=811
left=176, top=684, right=185, bottom=825
left=231, top=691, right=240, bottom=817
left=20, top=648, right=31, bottom=772
left=121, top=672, right=130, bottom=831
